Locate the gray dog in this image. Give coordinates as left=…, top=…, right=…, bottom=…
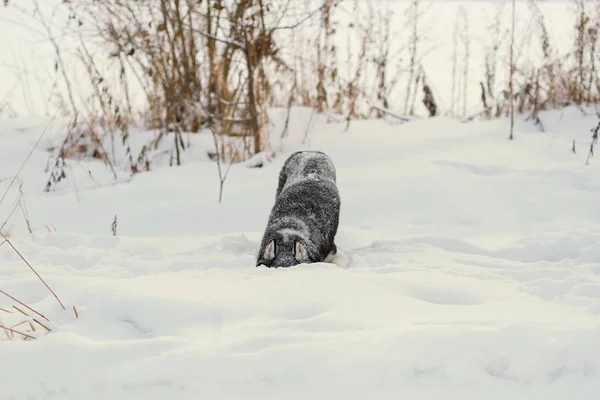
left=256, top=150, right=344, bottom=268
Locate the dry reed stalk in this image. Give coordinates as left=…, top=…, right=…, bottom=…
left=10, top=320, right=29, bottom=330
left=0, top=325, right=35, bottom=340
left=0, top=289, right=49, bottom=322
left=0, top=112, right=56, bottom=209
left=33, top=318, right=51, bottom=332
left=0, top=232, right=65, bottom=310
left=12, top=305, right=29, bottom=317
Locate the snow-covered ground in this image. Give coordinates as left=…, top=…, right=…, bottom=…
left=2, top=106, right=600, bottom=399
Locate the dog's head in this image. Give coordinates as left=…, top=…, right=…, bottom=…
left=256, top=232, right=312, bottom=268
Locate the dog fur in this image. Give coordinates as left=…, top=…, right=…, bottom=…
left=256, top=150, right=341, bottom=268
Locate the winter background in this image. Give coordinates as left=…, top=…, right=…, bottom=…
left=2, top=0, right=600, bottom=399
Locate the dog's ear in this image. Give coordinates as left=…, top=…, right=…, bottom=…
left=263, top=239, right=276, bottom=260
left=294, top=241, right=309, bottom=263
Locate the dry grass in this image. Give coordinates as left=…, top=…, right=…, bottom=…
left=0, top=234, right=76, bottom=341
left=4, top=0, right=600, bottom=179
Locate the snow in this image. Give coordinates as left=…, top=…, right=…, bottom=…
left=2, top=105, right=600, bottom=399
left=2, top=0, right=600, bottom=397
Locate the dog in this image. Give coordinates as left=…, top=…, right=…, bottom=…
left=256, top=150, right=344, bottom=268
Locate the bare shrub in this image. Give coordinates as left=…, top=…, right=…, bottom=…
left=5, top=0, right=600, bottom=167
left=13, top=0, right=339, bottom=185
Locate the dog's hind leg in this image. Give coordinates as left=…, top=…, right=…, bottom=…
left=324, top=246, right=349, bottom=268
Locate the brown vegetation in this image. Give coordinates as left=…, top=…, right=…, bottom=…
left=5, top=0, right=600, bottom=182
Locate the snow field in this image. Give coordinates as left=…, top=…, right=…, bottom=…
left=2, top=105, right=600, bottom=398
left=2, top=0, right=600, bottom=397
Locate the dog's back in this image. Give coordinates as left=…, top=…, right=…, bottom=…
left=257, top=151, right=341, bottom=268
left=275, top=151, right=337, bottom=198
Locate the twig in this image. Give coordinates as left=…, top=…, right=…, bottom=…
left=586, top=120, right=600, bottom=165
left=111, top=215, right=118, bottom=236
left=33, top=318, right=51, bottom=332
left=193, top=29, right=243, bottom=49
left=10, top=320, right=29, bottom=330
left=462, top=102, right=501, bottom=123
left=272, top=4, right=325, bottom=31
left=12, top=305, right=29, bottom=316
left=0, top=192, right=21, bottom=233
left=0, top=325, right=35, bottom=340
left=209, top=128, right=237, bottom=203
left=0, top=112, right=57, bottom=208
left=0, top=232, right=65, bottom=310
left=0, top=289, right=49, bottom=321
left=302, top=108, right=316, bottom=145
left=369, top=105, right=410, bottom=122
left=280, top=78, right=297, bottom=139
left=32, top=0, right=78, bottom=118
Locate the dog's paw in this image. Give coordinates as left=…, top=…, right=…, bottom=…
left=325, top=248, right=350, bottom=269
